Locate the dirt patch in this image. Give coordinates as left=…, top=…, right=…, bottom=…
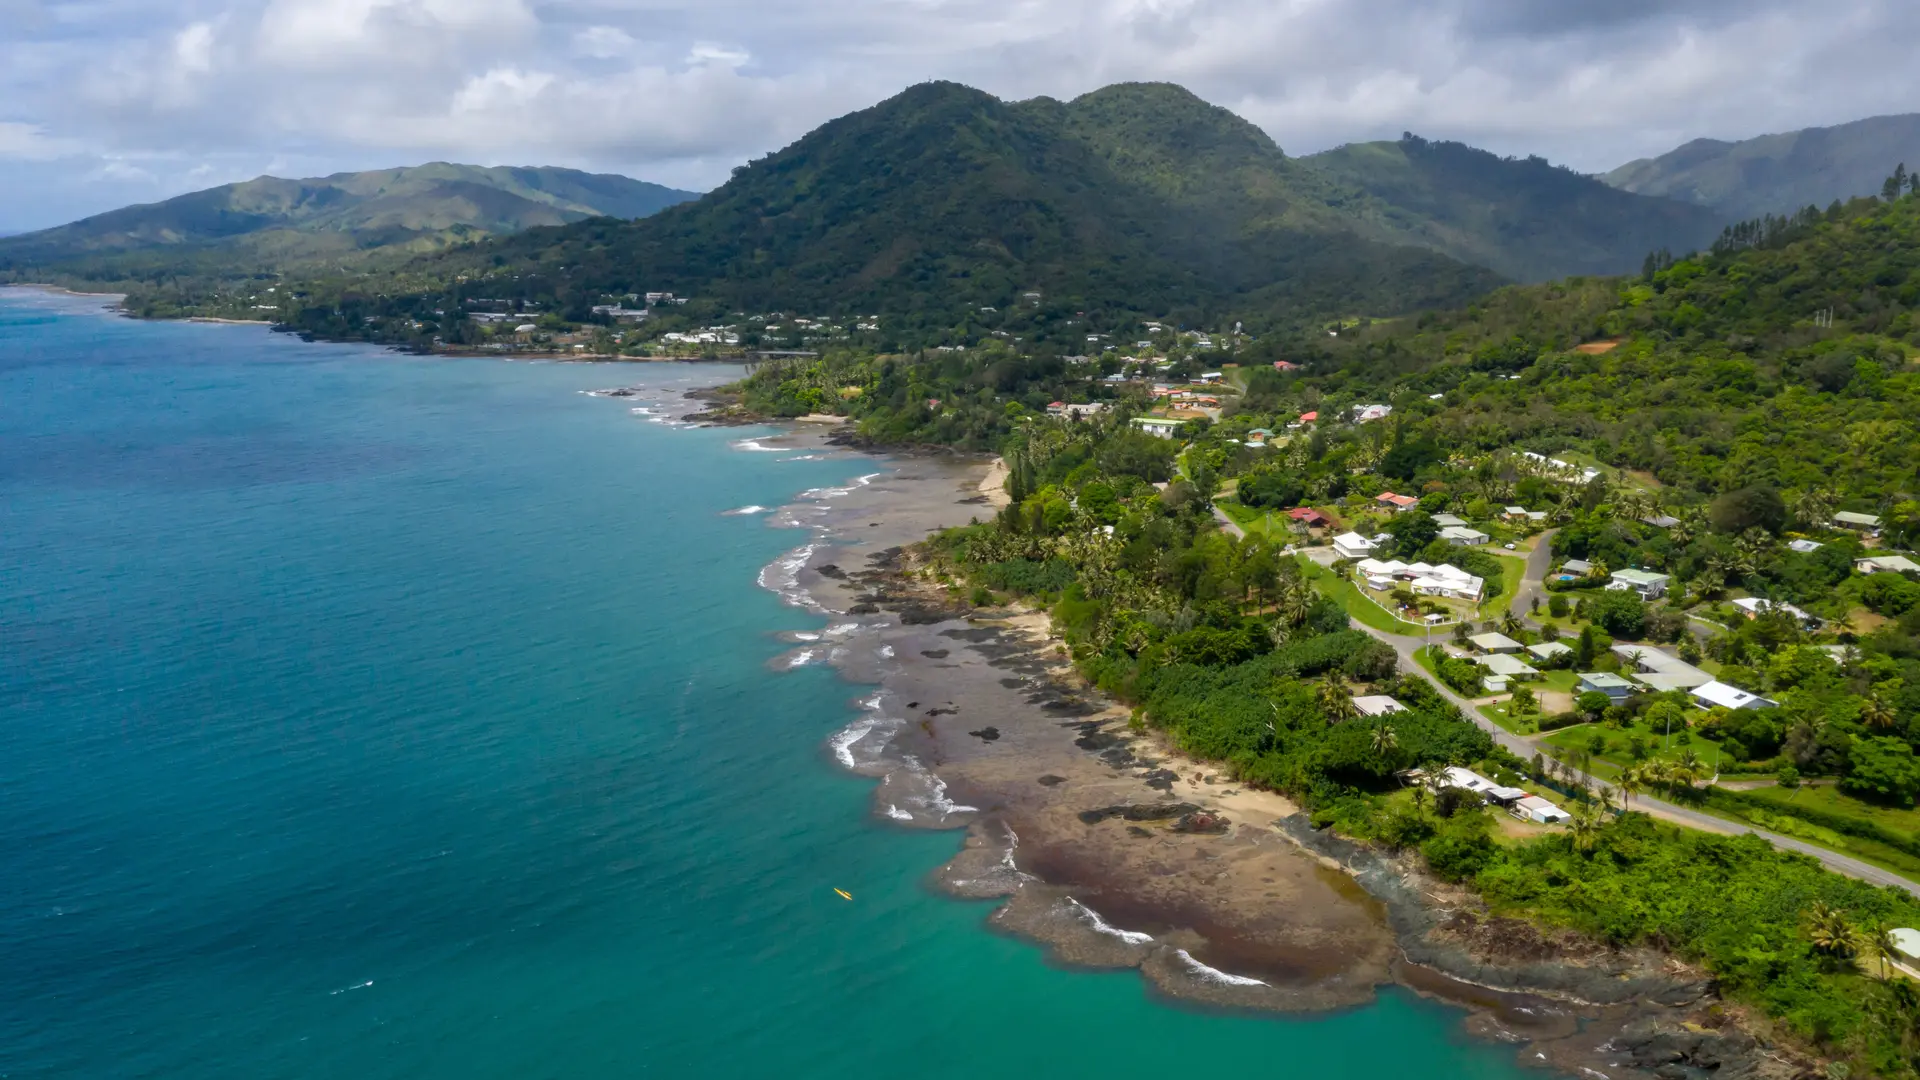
left=1574, top=340, right=1622, bottom=354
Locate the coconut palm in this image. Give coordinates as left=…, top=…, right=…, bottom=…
left=1615, top=767, right=1639, bottom=811
left=1567, top=802, right=1606, bottom=853
left=1369, top=720, right=1399, bottom=760
left=1596, top=784, right=1617, bottom=817
left=1862, top=693, right=1899, bottom=731
left=1498, top=609, right=1524, bottom=637
left=1316, top=677, right=1357, bottom=725
left=1803, top=900, right=1860, bottom=959
left=1867, top=922, right=1902, bottom=979
left=1672, top=748, right=1708, bottom=788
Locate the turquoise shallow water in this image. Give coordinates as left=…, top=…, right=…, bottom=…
left=0, top=293, right=1548, bottom=1079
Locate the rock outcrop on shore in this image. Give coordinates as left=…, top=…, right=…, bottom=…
left=796, top=511, right=1805, bottom=1080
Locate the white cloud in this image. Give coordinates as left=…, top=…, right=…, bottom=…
left=5, top=0, right=1920, bottom=228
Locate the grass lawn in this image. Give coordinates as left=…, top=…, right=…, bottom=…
left=1691, top=790, right=1920, bottom=882
left=1741, top=782, right=1920, bottom=836
left=1303, top=559, right=1434, bottom=635
left=1477, top=555, right=1529, bottom=618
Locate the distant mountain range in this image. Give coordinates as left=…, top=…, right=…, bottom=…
left=1604, top=114, right=1920, bottom=221
left=1301, top=135, right=1727, bottom=282
left=0, top=163, right=697, bottom=286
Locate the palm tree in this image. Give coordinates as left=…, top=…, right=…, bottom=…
left=1671, top=749, right=1707, bottom=789
left=1804, top=900, right=1860, bottom=959
left=1369, top=721, right=1399, bottom=761
left=1567, top=802, right=1605, bottom=853
left=1867, top=922, right=1902, bottom=979
left=1596, top=784, right=1617, bottom=817
left=1862, top=693, right=1899, bottom=731
left=1617, top=766, right=1644, bottom=811
left=1498, top=609, right=1524, bottom=637
left=1317, top=677, right=1357, bottom=725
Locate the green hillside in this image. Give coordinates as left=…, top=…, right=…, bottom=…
left=263, top=81, right=1499, bottom=341
left=1605, top=113, right=1920, bottom=220
left=0, top=163, right=697, bottom=288
left=1303, top=134, right=1728, bottom=281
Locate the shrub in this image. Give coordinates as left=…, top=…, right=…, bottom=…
left=1548, top=595, right=1570, bottom=618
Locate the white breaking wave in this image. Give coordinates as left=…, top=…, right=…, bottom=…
left=823, top=622, right=860, bottom=638
left=884, top=805, right=913, bottom=821
left=731, top=437, right=787, bottom=452
left=876, top=645, right=894, bottom=659
left=722, top=505, right=769, bottom=516
left=781, top=454, right=825, bottom=461
left=774, top=648, right=818, bottom=669
left=757, top=542, right=824, bottom=612
left=1175, top=949, right=1267, bottom=987
left=798, top=472, right=883, bottom=501
left=329, top=980, right=374, bottom=995
left=899, top=755, right=978, bottom=815
left=1066, top=898, right=1153, bottom=945
left=829, top=719, right=882, bottom=769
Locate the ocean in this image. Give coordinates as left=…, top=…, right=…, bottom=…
left=0, top=291, right=1546, bottom=1078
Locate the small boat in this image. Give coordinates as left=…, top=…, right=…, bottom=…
left=834, top=888, right=853, bottom=900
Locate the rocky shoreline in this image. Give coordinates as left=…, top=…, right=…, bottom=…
left=748, top=447, right=1806, bottom=1080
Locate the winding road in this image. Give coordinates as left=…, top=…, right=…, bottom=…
left=1209, top=506, right=1918, bottom=892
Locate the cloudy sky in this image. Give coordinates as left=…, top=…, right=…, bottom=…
left=3, top=0, right=1916, bottom=232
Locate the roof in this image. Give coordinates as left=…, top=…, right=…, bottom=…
left=1788, top=539, right=1824, bottom=553
left=1612, top=568, right=1671, bottom=586
left=1732, top=597, right=1814, bottom=621
left=1469, top=632, right=1524, bottom=652
left=1376, top=492, right=1419, bottom=508
left=1354, top=695, right=1406, bottom=717
left=1835, top=511, right=1883, bottom=527
left=1439, top=525, right=1489, bottom=540
left=1635, top=672, right=1712, bottom=693
left=1432, top=513, right=1468, bottom=527
left=1692, top=680, right=1775, bottom=709
left=1513, top=795, right=1568, bottom=819
left=1504, top=506, right=1527, bottom=515
left=1861, top=555, right=1920, bottom=574
left=1298, top=411, right=1318, bottom=422
left=1482, top=654, right=1539, bottom=676
left=1528, top=641, right=1574, bottom=659
left=1131, top=417, right=1182, bottom=427
left=1441, top=766, right=1497, bottom=793
left=1892, top=928, right=1920, bottom=960
left=1579, top=672, right=1638, bottom=690
left=1286, top=506, right=1329, bottom=521
left=1642, top=515, right=1681, bottom=528
left=1560, top=559, right=1592, bottom=573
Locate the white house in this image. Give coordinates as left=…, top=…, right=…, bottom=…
left=1352, top=403, right=1393, bottom=422
left=1440, top=525, right=1491, bottom=546
left=1609, top=568, right=1671, bottom=599
left=1691, top=680, right=1776, bottom=711
left=1482, top=654, right=1540, bottom=679
left=1511, top=795, right=1571, bottom=825
left=1354, top=695, right=1406, bottom=717
left=1130, top=417, right=1184, bottom=439
left=1834, top=511, right=1883, bottom=533
left=1732, top=597, right=1817, bottom=625
left=1859, top=554, right=1920, bottom=575
left=1333, top=532, right=1378, bottom=560
left=1528, top=641, right=1574, bottom=662
left=1432, top=513, right=1469, bottom=528
left=1469, top=632, right=1525, bottom=654
left=1610, top=645, right=1713, bottom=691
left=1788, top=539, right=1825, bottom=553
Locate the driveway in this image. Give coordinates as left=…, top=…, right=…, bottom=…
left=1509, top=528, right=1557, bottom=618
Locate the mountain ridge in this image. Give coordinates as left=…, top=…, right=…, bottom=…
left=1604, top=113, right=1920, bottom=220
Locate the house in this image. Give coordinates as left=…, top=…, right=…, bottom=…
left=1440, top=525, right=1491, bottom=546
left=1511, top=795, right=1571, bottom=825
left=1469, top=632, right=1525, bottom=654
left=1439, top=766, right=1499, bottom=797
left=1272, top=360, right=1301, bottom=371
left=1352, top=403, right=1393, bottom=423
left=1834, top=511, right=1883, bottom=533
left=1130, top=417, right=1184, bottom=439
left=1354, top=695, right=1406, bottom=718
left=1503, top=506, right=1529, bottom=521
left=1560, top=558, right=1593, bottom=576
left=1528, top=641, right=1574, bottom=662
left=1891, top=928, right=1920, bottom=965
left=1407, top=563, right=1484, bottom=600
left=1642, top=515, right=1682, bottom=529
left=1197, top=371, right=1223, bottom=383
left=1858, top=554, right=1920, bottom=575
left=1432, top=513, right=1469, bottom=528
left=1610, top=645, right=1712, bottom=691
left=1483, top=674, right=1513, bottom=694
left=1376, top=492, right=1421, bottom=512
left=1732, top=597, right=1817, bottom=625
left=1609, top=568, right=1671, bottom=599
left=1286, top=507, right=1330, bottom=528
left=1244, top=427, right=1275, bottom=445
left=1691, top=680, right=1776, bottom=711
left=1788, top=539, right=1825, bottom=553
left=1578, top=672, right=1639, bottom=702
left=1333, top=532, right=1378, bottom=560
left=1291, top=410, right=1319, bottom=428
left=1046, top=402, right=1106, bottom=419
left=1482, top=654, right=1540, bottom=679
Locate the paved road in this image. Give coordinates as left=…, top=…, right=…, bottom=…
left=1352, top=620, right=1920, bottom=895
left=1510, top=529, right=1558, bottom=619
left=1209, top=509, right=1917, bottom=892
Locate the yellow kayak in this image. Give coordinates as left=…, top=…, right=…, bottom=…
left=834, top=888, right=853, bottom=900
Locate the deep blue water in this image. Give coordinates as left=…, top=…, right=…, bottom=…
left=0, top=292, right=1545, bottom=1078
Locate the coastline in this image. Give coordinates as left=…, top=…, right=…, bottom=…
left=727, top=431, right=1798, bottom=1080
